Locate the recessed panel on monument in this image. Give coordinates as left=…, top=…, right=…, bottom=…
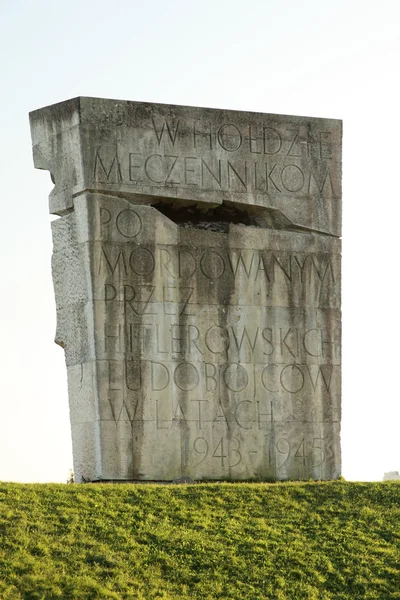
left=30, top=97, right=342, bottom=482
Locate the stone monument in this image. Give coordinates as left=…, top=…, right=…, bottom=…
left=30, top=97, right=342, bottom=482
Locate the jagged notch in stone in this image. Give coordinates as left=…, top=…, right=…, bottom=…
left=151, top=200, right=292, bottom=233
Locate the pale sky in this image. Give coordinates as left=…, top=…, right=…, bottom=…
left=0, top=0, right=399, bottom=482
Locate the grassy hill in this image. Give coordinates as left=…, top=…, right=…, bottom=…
left=0, top=481, right=399, bottom=599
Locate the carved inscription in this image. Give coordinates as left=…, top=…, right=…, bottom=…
left=187, top=435, right=333, bottom=470
left=93, top=202, right=340, bottom=479
left=92, top=114, right=339, bottom=199
left=31, top=96, right=342, bottom=482
left=103, top=359, right=336, bottom=399
left=99, top=243, right=336, bottom=284
left=147, top=117, right=333, bottom=158
left=269, top=436, right=332, bottom=469
left=101, top=324, right=340, bottom=361
left=94, top=149, right=336, bottom=197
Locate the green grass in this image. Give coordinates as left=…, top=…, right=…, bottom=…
left=0, top=482, right=399, bottom=599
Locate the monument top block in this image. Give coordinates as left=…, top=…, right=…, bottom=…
left=30, top=97, right=342, bottom=235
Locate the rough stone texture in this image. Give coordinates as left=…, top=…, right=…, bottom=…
left=30, top=97, right=341, bottom=236
left=30, top=98, right=342, bottom=482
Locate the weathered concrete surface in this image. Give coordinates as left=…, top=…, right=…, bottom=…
left=30, top=97, right=341, bottom=236
left=30, top=98, right=342, bottom=482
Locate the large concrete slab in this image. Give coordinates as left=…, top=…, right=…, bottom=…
left=30, top=98, right=342, bottom=482
left=30, top=97, right=341, bottom=236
